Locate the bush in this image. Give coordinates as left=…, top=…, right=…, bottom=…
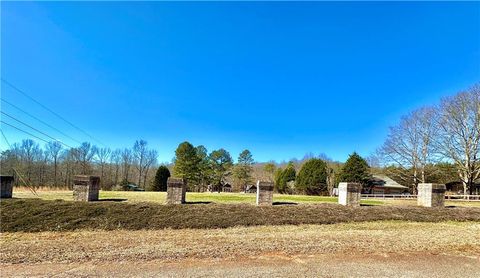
left=152, top=165, right=171, bottom=191
left=295, top=158, right=328, bottom=195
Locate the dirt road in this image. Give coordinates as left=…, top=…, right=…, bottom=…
left=2, top=253, right=479, bottom=277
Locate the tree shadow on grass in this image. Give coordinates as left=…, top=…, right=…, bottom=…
left=185, top=201, right=212, bottom=205
left=97, top=198, right=128, bottom=202
left=273, top=201, right=298, bottom=206
left=360, top=203, right=376, bottom=207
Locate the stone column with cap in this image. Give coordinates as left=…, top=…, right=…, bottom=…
left=256, top=180, right=274, bottom=206
left=338, top=182, right=362, bottom=206
left=417, top=183, right=446, bottom=207
left=73, top=175, right=100, bottom=202
left=0, top=175, right=14, bottom=198
left=166, top=177, right=186, bottom=204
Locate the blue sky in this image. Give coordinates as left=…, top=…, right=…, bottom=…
left=1, top=2, right=479, bottom=163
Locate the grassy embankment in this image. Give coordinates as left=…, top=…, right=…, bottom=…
left=2, top=197, right=480, bottom=232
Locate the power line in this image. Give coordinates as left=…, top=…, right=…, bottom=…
left=1, top=98, right=83, bottom=145
left=1, top=78, right=106, bottom=146
left=1, top=128, right=12, bottom=148
left=0, top=127, right=38, bottom=196
left=1, top=120, right=52, bottom=144
left=1, top=111, right=73, bottom=148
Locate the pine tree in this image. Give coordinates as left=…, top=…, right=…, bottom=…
left=173, top=141, right=201, bottom=189
left=339, top=152, right=371, bottom=184
left=233, top=149, right=254, bottom=191
left=209, top=148, right=233, bottom=192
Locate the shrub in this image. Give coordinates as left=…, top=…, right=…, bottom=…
left=295, top=158, right=328, bottom=195
left=152, top=165, right=171, bottom=191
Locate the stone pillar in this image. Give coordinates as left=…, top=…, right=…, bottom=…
left=338, top=182, right=362, bottom=206
left=167, top=178, right=186, bottom=204
left=417, top=183, right=445, bottom=207
left=73, top=175, right=100, bottom=202
left=1, top=175, right=14, bottom=198
left=256, top=180, right=274, bottom=206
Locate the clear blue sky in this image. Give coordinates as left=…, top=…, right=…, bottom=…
left=1, top=2, right=479, bottom=163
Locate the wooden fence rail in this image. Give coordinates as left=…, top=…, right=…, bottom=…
left=361, top=194, right=480, bottom=201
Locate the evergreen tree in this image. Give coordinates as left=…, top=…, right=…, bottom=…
left=274, top=167, right=284, bottom=192
left=295, top=158, right=328, bottom=195
left=195, top=145, right=212, bottom=192
left=152, top=165, right=170, bottom=191
left=173, top=141, right=201, bottom=189
left=209, top=148, right=233, bottom=192
left=233, top=149, right=254, bottom=191
left=338, top=152, right=371, bottom=184
left=274, top=162, right=296, bottom=193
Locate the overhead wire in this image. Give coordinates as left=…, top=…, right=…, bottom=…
left=1, top=98, right=83, bottom=145
left=1, top=111, right=73, bottom=148
left=1, top=78, right=107, bottom=146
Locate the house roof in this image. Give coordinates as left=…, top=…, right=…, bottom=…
left=372, top=175, right=409, bottom=189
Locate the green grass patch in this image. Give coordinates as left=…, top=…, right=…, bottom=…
left=13, top=190, right=383, bottom=205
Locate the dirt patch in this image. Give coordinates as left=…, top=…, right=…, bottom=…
left=2, top=198, right=480, bottom=232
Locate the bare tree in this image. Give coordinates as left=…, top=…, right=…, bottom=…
left=378, top=107, right=437, bottom=193
left=121, top=148, right=133, bottom=182
left=73, top=142, right=98, bottom=175
left=434, top=85, right=480, bottom=195
left=18, top=139, right=43, bottom=185
left=45, top=141, right=63, bottom=187
left=96, top=147, right=111, bottom=188
left=142, top=149, right=158, bottom=189
left=110, top=149, right=122, bottom=186
left=133, top=140, right=148, bottom=187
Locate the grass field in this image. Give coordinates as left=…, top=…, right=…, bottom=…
left=12, top=190, right=384, bottom=205
left=12, top=189, right=480, bottom=207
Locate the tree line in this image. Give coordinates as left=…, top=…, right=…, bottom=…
left=0, top=139, right=158, bottom=190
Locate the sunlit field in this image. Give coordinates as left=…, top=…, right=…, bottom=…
left=12, top=189, right=480, bottom=207
left=12, top=189, right=386, bottom=205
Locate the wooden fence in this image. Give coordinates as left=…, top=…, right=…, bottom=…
left=361, top=194, right=480, bottom=201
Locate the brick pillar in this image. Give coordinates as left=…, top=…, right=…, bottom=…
left=417, top=183, right=445, bottom=207
left=0, top=175, right=14, bottom=198
left=73, top=175, right=100, bottom=202
left=166, top=178, right=186, bottom=204
left=338, top=182, right=362, bottom=206
left=256, top=181, right=274, bottom=206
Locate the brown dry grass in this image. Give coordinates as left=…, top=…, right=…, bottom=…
left=2, top=198, right=480, bottom=232
left=1, top=221, right=479, bottom=264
